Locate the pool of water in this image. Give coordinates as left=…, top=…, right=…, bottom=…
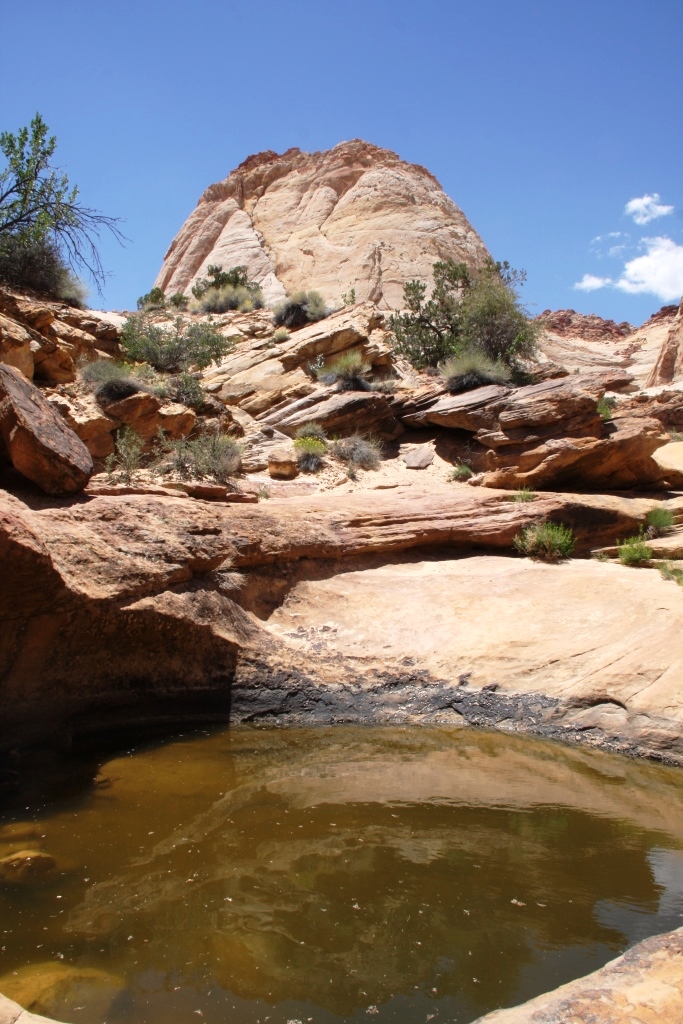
left=1, top=726, right=682, bottom=1024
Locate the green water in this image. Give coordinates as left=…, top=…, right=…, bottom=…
left=1, top=727, right=683, bottom=1024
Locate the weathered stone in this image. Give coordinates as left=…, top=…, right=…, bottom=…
left=98, top=390, right=161, bottom=440
left=155, top=140, right=490, bottom=308
left=157, top=402, right=196, bottom=439
left=0, top=314, right=33, bottom=378
left=652, top=440, right=683, bottom=487
left=0, top=850, right=55, bottom=884
left=471, top=927, right=683, bottom=1023
left=264, top=389, right=404, bottom=441
left=46, top=393, right=120, bottom=459
left=646, top=297, right=683, bottom=386
left=0, top=962, right=124, bottom=1023
left=268, top=445, right=299, bottom=479
left=0, top=364, right=93, bottom=493
left=402, top=443, right=434, bottom=469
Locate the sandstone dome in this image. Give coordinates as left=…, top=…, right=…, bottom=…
left=154, top=140, right=491, bottom=309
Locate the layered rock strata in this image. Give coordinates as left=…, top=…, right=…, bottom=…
left=154, top=140, right=490, bottom=307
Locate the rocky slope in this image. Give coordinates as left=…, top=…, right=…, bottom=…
left=154, top=140, right=490, bottom=307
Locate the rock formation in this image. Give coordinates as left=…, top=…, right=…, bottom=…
left=154, top=140, right=490, bottom=308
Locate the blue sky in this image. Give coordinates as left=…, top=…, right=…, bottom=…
left=1, top=0, right=681, bottom=324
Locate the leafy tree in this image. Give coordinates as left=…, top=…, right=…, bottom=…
left=120, top=314, right=234, bottom=372
left=390, top=258, right=538, bottom=369
left=0, top=113, right=122, bottom=292
left=137, top=286, right=167, bottom=311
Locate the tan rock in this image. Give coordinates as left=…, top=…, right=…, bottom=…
left=0, top=364, right=93, bottom=494
left=646, top=297, right=683, bottom=386
left=0, top=962, right=124, bottom=1023
left=98, top=390, right=161, bottom=440
left=0, top=850, right=55, bottom=884
left=652, top=440, right=683, bottom=487
left=401, top=443, right=435, bottom=468
left=155, top=140, right=490, bottom=308
left=268, top=445, right=299, bottom=479
left=157, top=402, right=196, bottom=439
left=46, top=393, right=119, bottom=459
left=264, top=389, right=404, bottom=441
left=0, top=314, right=33, bottom=379
left=471, top=927, right=683, bottom=1023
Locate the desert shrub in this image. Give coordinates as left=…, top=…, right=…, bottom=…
left=194, top=283, right=263, bottom=314
left=511, top=486, right=536, bottom=502
left=105, top=426, right=144, bottom=483
left=342, top=287, right=356, bottom=305
left=390, top=258, right=538, bottom=369
left=294, top=421, right=327, bottom=441
left=513, top=522, right=576, bottom=561
left=294, top=435, right=326, bottom=472
left=137, top=286, right=166, bottom=311
left=273, top=290, right=329, bottom=329
left=169, top=292, right=188, bottom=310
left=660, top=562, right=683, bottom=586
left=0, top=234, right=87, bottom=305
left=449, top=463, right=474, bottom=481
left=80, top=359, right=143, bottom=402
left=330, top=434, right=382, bottom=471
left=597, top=396, right=617, bottom=420
left=162, top=433, right=242, bottom=482
left=272, top=327, right=290, bottom=343
left=616, top=533, right=653, bottom=566
left=315, top=350, right=372, bottom=390
left=120, top=315, right=234, bottom=372
left=646, top=506, right=674, bottom=535
left=440, top=351, right=511, bottom=393
left=257, top=483, right=271, bottom=500
left=173, top=372, right=205, bottom=409
left=669, top=430, right=683, bottom=442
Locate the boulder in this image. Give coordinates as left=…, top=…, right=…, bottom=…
left=0, top=313, right=33, bottom=378
left=98, top=390, right=162, bottom=440
left=402, top=443, right=434, bottom=469
left=0, top=364, right=93, bottom=493
left=0, top=962, right=124, bottom=1023
left=263, top=389, right=404, bottom=441
left=0, top=849, right=55, bottom=884
left=157, top=402, right=196, bottom=439
left=47, top=393, right=120, bottom=458
left=652, top=440, right=683, bottom=487
left=268, top=445, right=299, bottom=479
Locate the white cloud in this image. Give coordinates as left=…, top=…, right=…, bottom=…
left=574, top=273, right=613, bottom=291
left=614, top=236, right=683, bottom=301
left=624, top=193, right=674, bottom=225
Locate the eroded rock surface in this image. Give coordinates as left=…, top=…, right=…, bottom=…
left=154, top=140, right=490, bottom=307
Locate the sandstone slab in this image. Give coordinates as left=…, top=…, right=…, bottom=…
left=263, top=389, right=404, bottom=440
left=0, top=365, right=93, bottom=494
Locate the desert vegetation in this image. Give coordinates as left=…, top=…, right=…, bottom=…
left=513, top=522, right=576, bottom=561
left=120, top=315, right=233, bottom=372
left=330, top=435, right=382, bottom=472
left=390, top=258, right=539, bottom=373
left=273, top=290, right=329, bottom=329
left=617, top=533, right=653, bottom=566
left=314, top=350, right=372, bottom=390
left=0, top=114, right=122, bottom=300
left=439, top=351, right=511, bottom=393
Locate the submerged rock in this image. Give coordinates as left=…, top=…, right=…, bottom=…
left=0, top=962, right=124, bottom=1022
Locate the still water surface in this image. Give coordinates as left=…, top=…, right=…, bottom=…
left=1, top=727, right=683, bottom=1024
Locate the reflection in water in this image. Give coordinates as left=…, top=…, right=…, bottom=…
left=1, top=727, right=682, bottom=1024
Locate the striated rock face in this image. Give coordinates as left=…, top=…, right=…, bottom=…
left=0, top=365, right=93, bottom=494
left=537, top=308, right=633, bottom=341
left=154, top=140, right=490, bottom=308
left=472, top=927, right=683, bottom=1023
left=646, top=296, right=683, bottom=386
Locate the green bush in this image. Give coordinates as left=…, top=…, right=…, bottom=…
left=646, top=506, right=675, bottom=534
left=0, top=233, right=87, bottom=305
left=616, top=533, right=653, bottom=566
left=161, top=432, right=242, bottom=482
left=80, top=359, right=143, bottom=402
left=193, top=283, right=263, bottom=314
left=511, top=486, right=536, bottom=502
left=597, top=396, right=617, bottom=420
left=120, top=315, right=234, bottom=372
left=390, top=258, right=538, bottom=369
left=660, top=562, right=683, bottom=587
left=513, top=522, right=576, bottom=561
left=105, top=426, right=145, bottom=483
left=169, top=292, right=189, bottom=310
left=137, top=286, right=166, bottom=311
left=272, top=326, right=290, bottom=343
left=315, top=350, right=372, bottom=390
left=449, top=463, right=474, bottom=481
left=294, top=421, right=327, bottom=441
left=273, top=290, right=329, bottom=329
left=173, top=372, right=205, bottom=409
left=294, top=435, right=326, bottom=472
left=330, top=434, right=381, bottom=471
left=439, top=351, right=511, bottom=393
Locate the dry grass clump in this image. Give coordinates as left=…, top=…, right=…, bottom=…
left=314, top=350, right=372, bottom=391
left=105, top=426, right=144, bottom=483
left=294, top=435, right=327, bottom=472
left=440, top=351, right=511, bottom=393
left=513, top=522, right=576, bottom=561
left=160, top=433, right=243, bottom=483
left=646, top=506, right=674, bottom=536
left=510, top=486, right=536, bottom=502
left=273, top=290, right=328, bottom=329
left=330, top=434, right=382, bottom=471
left=294, top=421, right=327, bottom=442
left=449, top=463, right=474, bottom=481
